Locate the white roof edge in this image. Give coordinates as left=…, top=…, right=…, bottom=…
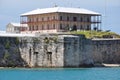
left=8, top=22, right=28, bottom=27
left=21, top=7, right=101, bottom=16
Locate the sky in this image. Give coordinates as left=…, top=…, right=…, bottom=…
left=0, top=0, right=120, bottom=34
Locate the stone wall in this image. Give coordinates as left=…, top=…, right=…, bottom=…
left=19, top=35, right=64, bottom=67
left=92, top=39, right=120, bottom=64
left=0, top=35, right=120, bottom=67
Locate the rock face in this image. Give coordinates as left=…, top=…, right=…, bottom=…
left=0, top=37, right=26, bottom=67
left=0, top=34, right=120, bottom=67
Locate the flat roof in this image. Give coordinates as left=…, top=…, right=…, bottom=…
left=8, top=22, right=28, bottom=27
left=0, top=32, right=35, bottom=37
left=21, top=7, right=101, bottom=16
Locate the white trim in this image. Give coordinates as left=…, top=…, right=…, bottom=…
left=21, top=7, right=101, bottom=16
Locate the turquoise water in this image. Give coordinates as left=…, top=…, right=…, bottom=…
left=0, top=68, right=120, bottom=80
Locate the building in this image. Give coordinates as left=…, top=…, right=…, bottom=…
left=21, top=7, right=101, bottom=33
left=6, top=22, right=28, bottom=33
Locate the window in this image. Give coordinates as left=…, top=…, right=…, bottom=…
left=73, top=25, right=77, bottom=31
left=42, top=17, right=44, bottom=21
left=47, top=17, right=49, bottom=21
left=29, top=26, right=31, bottom=31
left=60, top=16, right=62, bottom=21
left=42, top=25, right=44, bottom=30
left=36, top=18, right=38, bottom=22
left=36, top=26, right=38, bottom=30
left=60, top=24, right=62, bottom=29
left=67, top=16, right=69, bottom=21
left=80, top=25, right=83, bottom=30
left=80, top=17, right=83, bottom=22
left=87, top=17, right=90, bottom=22
left=47, top=52, right=52, bottom=63
left=53, top=16, right=55, bottom=20
left=33, top=26, right=34, bottom=31
left=47, top=24, right=49, bottom=30
left=73, top=17, right=77, bottom=21
left=65, top=24, right=69, bottom=30
left=87, top=25, right=90, bottom=30
left=53, top=24, right=55, bottom=29
left=29, top=18, right=31, bottom=22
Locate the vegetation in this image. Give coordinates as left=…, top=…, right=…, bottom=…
left=15, top=37, right=19, bottom=45
left=4, top=52, right=10, bottom=60
left=70, top=31, right=120, bottom=39
left=5, top=41, right=10, bottom=49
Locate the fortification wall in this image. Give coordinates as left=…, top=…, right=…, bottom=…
left=92, top=39, right=120, bottom=64
left=0, top=35, right=120, bottom=67
left=19, top=35, right=64, bottom=67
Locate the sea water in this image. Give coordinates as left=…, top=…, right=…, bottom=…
left=0, top=68, right=120, bottom=80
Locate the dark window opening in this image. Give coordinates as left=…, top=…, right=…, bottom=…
left=37, top=26, right=38, bottom=30
left=67, top=16, right=69, bottom=21
left=34, top=52, right=39, bottom=66
left=53, top=16, right=55, bottom=20
left=42, top=25, right=44, bottom=30
left=47, top=52, right=52, bottom=63
left=60, top=16, right=62, bottom=21
left=60, top=24, right=62, bottom=29
left=47, top=17, right=49, bottom=21
left=80, top=17, right=83, bottom=22
left=87, top=17, right=90, bottom=22
left=36, top=18, right=38, bottom=22
left=42, top=17, right=44, bottom=21
left=47, top=24, right=49, bottom=30
left=29, top=48, right=32, bottom=64
left=53, top=24, right=55, bottom=29
left=33, top=26, right=34, bottom=31
left=87, top=25, right=90, bottom=30
left=73, top=17, right=77, bottom=21
left=80, top=25, right=83, bottom=30
left=73, top=25, right=77, bottom=31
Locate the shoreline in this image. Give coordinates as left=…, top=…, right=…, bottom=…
left=0, top=64, right=120, bottom=69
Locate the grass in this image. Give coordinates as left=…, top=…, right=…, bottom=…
left=69, top=30, right=120, bottom=39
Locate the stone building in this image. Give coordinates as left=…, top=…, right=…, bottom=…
left=6, top=22, right=28, bottom=33
left=21, top=7, right=101, bottom=33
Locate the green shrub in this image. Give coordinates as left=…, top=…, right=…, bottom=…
left=15, top=38, right=19, bottom=45
left=4, top=52, right=10, bottom=59
left=5, top=41, right=10, bottom=49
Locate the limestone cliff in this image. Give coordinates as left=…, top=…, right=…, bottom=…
left=0, top=37, right=27, bottom=67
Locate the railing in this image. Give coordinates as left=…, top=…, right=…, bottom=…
left=21, top=20, right=101, bottom=24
